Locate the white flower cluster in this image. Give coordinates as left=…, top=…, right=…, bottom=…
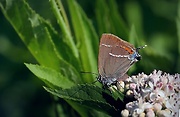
left=119, top=70, right=180, bottom=117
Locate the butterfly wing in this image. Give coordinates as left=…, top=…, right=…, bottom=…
left=98, top=34, right=135, bottom=81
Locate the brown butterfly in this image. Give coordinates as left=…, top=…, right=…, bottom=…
left=97, top=34, right=146, bottom=87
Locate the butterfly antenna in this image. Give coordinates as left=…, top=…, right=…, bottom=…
left=136, top=44, right=147, bottom=51
left=91, top=79, right=98, bottom=84
left=138, top=45, right=147, bottom=49
left=80, top=71, right=98, bottom=76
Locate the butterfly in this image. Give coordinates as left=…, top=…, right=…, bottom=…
left=97, top=34, right=146, bottom=87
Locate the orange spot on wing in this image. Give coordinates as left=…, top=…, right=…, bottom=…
left=121, top=46, right=134, bottom=54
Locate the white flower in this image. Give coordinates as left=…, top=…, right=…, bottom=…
left=146, top=108, right=155, bottom=117
left=156, top=109, right=171, bottom=117
left=153, top=103, right=162, bottom=112
left=120, top=70, right=180, bottom=117
left=121, top=109, right=129, bottom=117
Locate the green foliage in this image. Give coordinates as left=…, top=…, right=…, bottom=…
left=44, top=85, right=115, bottom=114
left=0, top=0, right=179, bottom=117
left=95, top=0, right=129, bottom=39
left=25, top=63, right=75, bottom=88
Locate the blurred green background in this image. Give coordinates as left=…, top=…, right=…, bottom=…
left=0, top=0, right=179, bottom=117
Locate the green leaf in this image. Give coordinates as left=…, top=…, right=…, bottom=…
left=25, top=63, right=75, bottom=89
left=0, top=0, right=83, bottom=83
left=49, top=0, right=80, bottom=62
left=50, top=0, right=71, bottom=36
left=129, top=25, right=138, bottom=45
left=109, top=87, right=124, bottom=101
left=124, top=1, right=144, bottom=39
left=44, top=84, right=123, bottom=116
left=67, top=0, right=99, bottom=83
left=95, top=0, right=128, bottom=39
left=0, top=0, right=81, bottom=74
left=176, top=0, right=180, bottom=72
left=0, top=0, right=57, bottom=70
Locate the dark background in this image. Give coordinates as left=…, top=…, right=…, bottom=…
left=0, top=0, right=179, bottom=117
